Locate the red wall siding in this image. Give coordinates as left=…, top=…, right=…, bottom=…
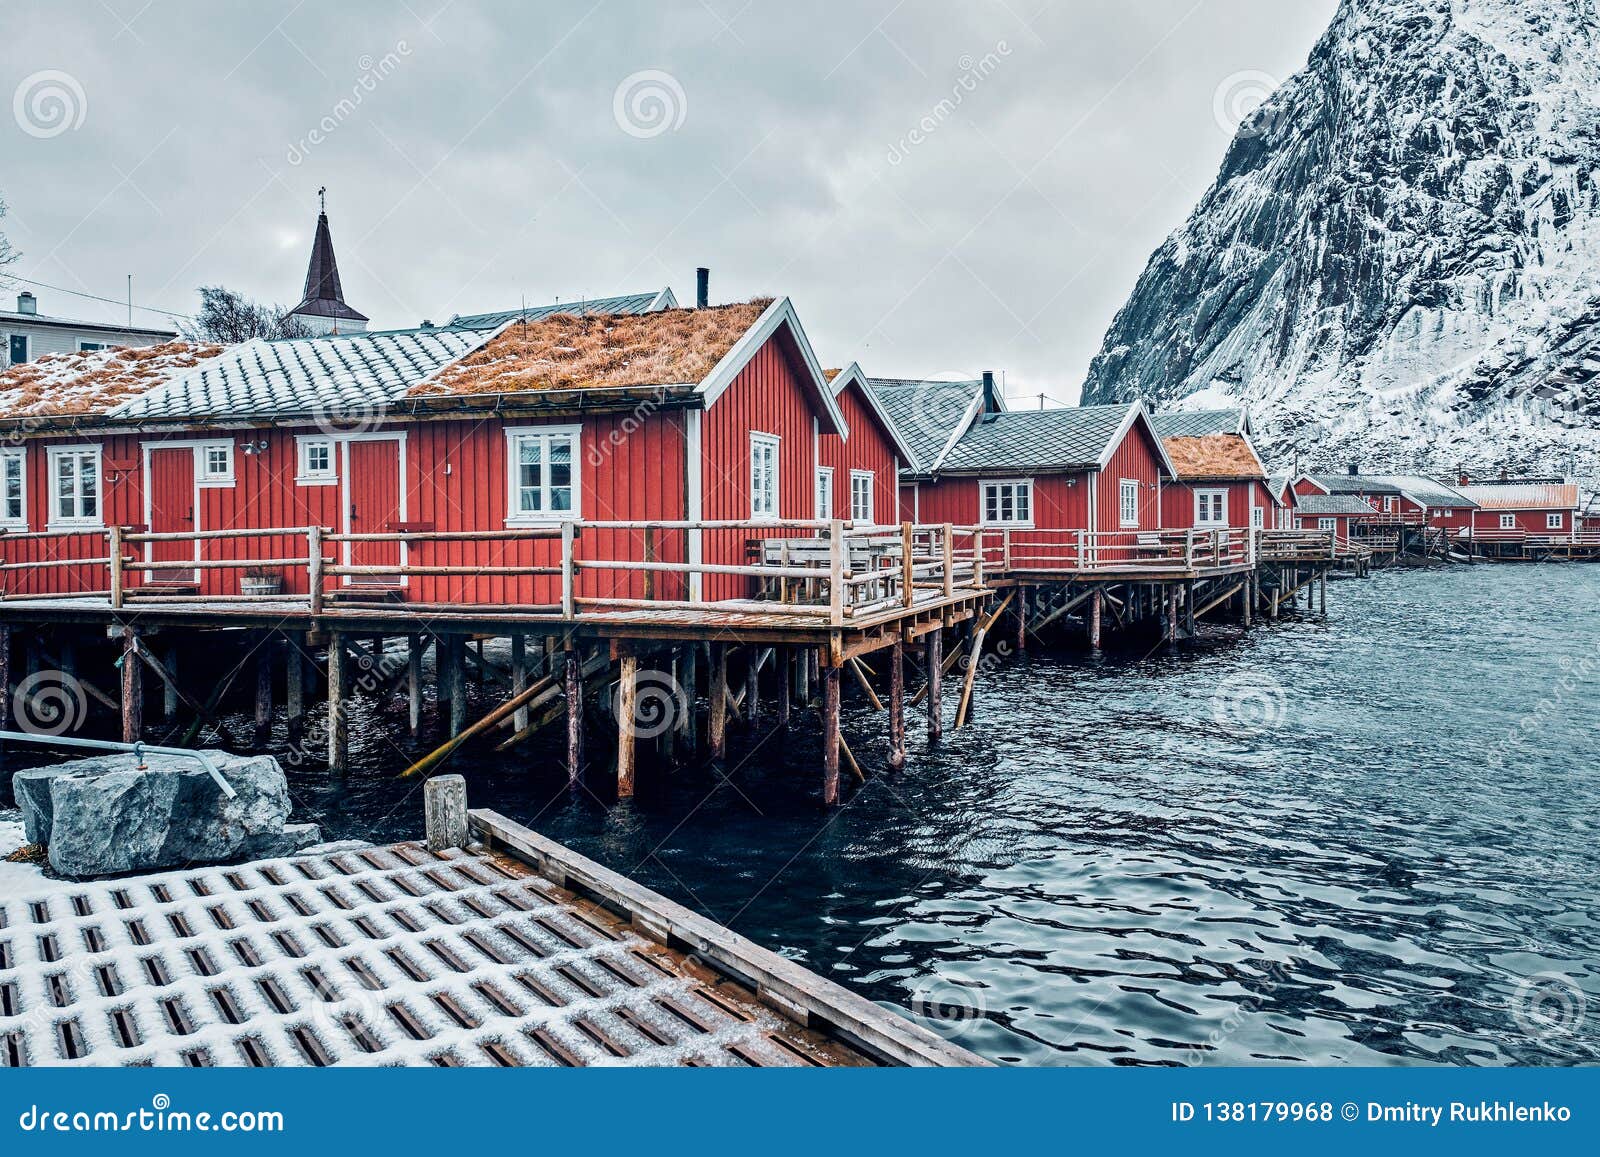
left=1163, top=479, right=1262, bottom=531
left=817, top=381, right=897, bottom=525
left=1469, top=507, right=1575, bottom=535
left=1098, top=422, right=1164, bottom=532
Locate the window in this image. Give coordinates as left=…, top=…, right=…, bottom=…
left=1383, top=496, right=1398, bottom=513
left=198, top=442, right=234, bottom=485
left=981, top=479, right=1032, bottom=526
left=1251, top=505, right=1265, bottom=529
left=296, top=437, right=336, bottom=484
left=1119, top=479, right=1139, bottom=528
left=1547, top=512, right=1564, bottom=530
left=750, top=432, right=780, bottom=519
left=1499, top=514, right=1516, bottom=530
left=7, top=335, right=27, bottom=365
left=850, top=470, right=874, bottom=524
left=48, top=446, right=100, bottom=526
left=1318, top=517, right=1337, bottom=531
left=1194, top=488, right=1228, bottom=526
left=815, top=467, right=834, bottom=520
left=0, top=448, right=25, bottom=529
left=1439, top=508, right=1453, bottom=518
left=1294, top=517, right=1305, bottom=530
left=506, top=426, right=580, bottom=523
left=79, top=341, right=106, bottom=352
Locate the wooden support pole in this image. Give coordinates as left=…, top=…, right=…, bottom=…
left=253, top=632, right=274, bottom=748
left=745, top=648, right=761, bottom=730
left=1015, top=586, right=1028, bottom=654
left=888, top=636, right=906, bottom=770
left=709, top=643, right=728, bottom=760
left=425, top=774, right=469, bottom=851
left=119, top=627, right=142, bottom=744
left=926, top=629, right=943, bottom=740
left=1242, top=574, right=1254, bottom=628
left=1166, top=585, right=1180, bottom=642
left=1184, top=581, right=1196, bottom=638
left=161, top=641, right=180, bottom=721
left=821, top=663, right=842, bottom=806
left=327, top=632, right=348, bottom=772
left=565, top=645, right=584, bottom=784
left=286, top=644, right=305, bottom=745
left=448, top=637, right=467, bottom=738
left=1089, top=589, right=1103, bottom=651
left=848, top=656, right=884, bottom=712
left=777, top=646, right=792, bottom=728
left=796, top=644, right=810, bottom=705
left=510, top=635, right=529, bottom=732
left=407, top=636, right=423, bottom=737
left=680, top=642, right=698, bottom=753
left=617, top=652, right=638, bottom=798
left=0, top=623, right=10, bottom=739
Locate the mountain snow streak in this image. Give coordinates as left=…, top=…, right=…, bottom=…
left=1082, top=0, right=1600, bottom=479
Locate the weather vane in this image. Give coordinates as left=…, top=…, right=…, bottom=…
left=318, top=185, right=326, bottom=213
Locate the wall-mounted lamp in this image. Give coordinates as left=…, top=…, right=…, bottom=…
left=239, top=439, right=271, bottom=456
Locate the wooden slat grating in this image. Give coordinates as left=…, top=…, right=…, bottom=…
left=0, top=843, right=871, bottom=1068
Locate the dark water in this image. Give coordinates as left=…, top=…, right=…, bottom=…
left=9, top=566, right=1599, bottom=1064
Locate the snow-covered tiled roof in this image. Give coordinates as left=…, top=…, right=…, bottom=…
left=448, top=288, right=676, bottom=331
left=108, top=329, right=489, bottom=422
left=1294, top=493, right=1379, bottom=517
left=1453, top=482, right=1579, bottom=510
left=940, top=403, right=1139, bottom=473
left=1366, top=474, right=1476, bottom=509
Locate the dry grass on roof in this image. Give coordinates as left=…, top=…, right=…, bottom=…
left=0, top=340, right=223, bottom=419
left=1162, top=432, right=1265, bottom=480
left=413, top=299, right=775, bottom=398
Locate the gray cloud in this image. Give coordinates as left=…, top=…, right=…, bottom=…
left=0, top=0, right=1337, bottom=400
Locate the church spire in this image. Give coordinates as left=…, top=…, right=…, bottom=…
left=288, top=190, right=369, bottom=336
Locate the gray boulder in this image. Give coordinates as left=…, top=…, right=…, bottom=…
left=12, top=765, right=78, bottom=845
left=239, top=822, right=324, bottom=860
left=17, top=752, right=309, bottom=878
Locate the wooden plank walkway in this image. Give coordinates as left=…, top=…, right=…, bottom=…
left=0, top=819, right=985, bottom=1068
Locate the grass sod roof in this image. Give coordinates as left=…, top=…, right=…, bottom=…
left=0, top=340, right=224, bottom=420
left=413, top=300, right=774, bottom=398
left=1160, top=432, right=1266, bottom=480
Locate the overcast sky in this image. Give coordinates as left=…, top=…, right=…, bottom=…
left=1, top=0, right=1337, bottom=403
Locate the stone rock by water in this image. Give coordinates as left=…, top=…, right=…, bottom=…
left=12, top=765, right=78, bottom=845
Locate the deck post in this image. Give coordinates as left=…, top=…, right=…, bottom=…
left=511, top=635, right=529, bottom=732
left=1241, top=573, right=1254, bottom=628
left=777, top=646, right=792, bottom=727
left=1089, top=589, right=1103, bottom=651
left=617, top=651, right=638, bottom=799
left=1319, top=572, right=1328, bottom=614
left=162, top=641, right=180, bottom=721
left=447, top=637, right=467, bottom=738
left=709, top=643, right=728, bottom=760
left=1015, top=586, right=1027, bottom=654
left=1165, top=585, right=1179, bottom=643
left=679, top=643, right=698, bottom=753
left=327, top=631, right=348, bottom=772
left=1184, top=581, right=1196, bottom=637
left=407, top=636, right=423, bottom=737
left=253, top=631, right=274, bottom=748
left=108, top=525, right=124, bottom=610
left=424, top=774, right=470, bottom=851
left=796, top=644, right=810, bottom=706
left=888, top=636, right=906, bottom=770
left=119, top=627, right=142, bottom=744
left=307, top=526, right=325, bottom=617
left=0, top=623, right=9, bottom=734
left=564, top=644, right=584, bottom=784
left=821, top=663, right=842, bottom=806
left=286, top=644, right=305, bottom=745
left=925, top=629, right=943, bottom=740
left=745, top=649, right=761, bottom=730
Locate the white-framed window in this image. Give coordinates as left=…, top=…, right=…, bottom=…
left=1194, top=488, right=1228, bottom=526
left=980, top=479, right=1033, bottom=526
left=296, top=436, right=336, bottom=485
left=79, top=341, right=106, bottom=352
left=815, top=467, right=834, bottom=520
left=7, top=334, right=28, bottom=366
left=1119, top=478, right=1139, bottom=528
left=505, top=425, right=580, bottom=524
left=850, top=470, right=874, bottom=524
left=0, top=447, right=26, bottom=529
left=198, top=441, right=234, bottom=486
left=1499, top=513, right=1517, bottom=530
left=47, top=445, right=101, bottom=528
left=1546, top=512, right=1564, bottom=530
left=1250, top=504, right=1264, bottom=529
left=1439, top=508, right=1453, bottom=518
left=1294, top=517, right=1305, bottom=530
left=1383, top=496, right=1397, bottom=513
left=1318, top=517, right=1337, bottom=531
left=750, top=432, right=780, bottom=519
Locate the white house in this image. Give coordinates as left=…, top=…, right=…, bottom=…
left=1, top=291, right=176, bottom=369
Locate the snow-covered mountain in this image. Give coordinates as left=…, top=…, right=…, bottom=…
left=1081, top=0, right=1600, bottom=482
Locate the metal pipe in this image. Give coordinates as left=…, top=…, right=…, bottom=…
left=0, top=731, right=236, bottom=798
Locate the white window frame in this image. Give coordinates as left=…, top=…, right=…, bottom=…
left=1546, top=512, right=1564, bottom=530
left=1194, top=487, right=1228, bottom=527
left=980, top=478, right=1034, bottom=527
left=504, top=424, right=582, bottom=526
left=1499, top=513, right=1517, bottom=530
left=7, top=334, right=29, bottom=366
left=850, top=469, right=875, bottom=525
left=197, top=440, right=235, bottom=487
left=1383, top=496, right=1398, bottom=513
left=295, top=436, right=337, bottom=485
left=1251, top=504, right=1265, bottom=529
left=1318, top=517, right=1337, bottom=531
left=0, top=447, right=26, bottom=530
left=46, top=444, right=103, bottom=530
left=750, top=431, right=780, bottom=520
left=814, top=466, right=833, bottom=520
left=1118, top=478, right=1139, bottom=528
left=1439, top=508, right=1453, bottom=518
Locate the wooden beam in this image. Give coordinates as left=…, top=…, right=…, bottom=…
left=286, top=644, right=305, bottom=746
left=888, top=636, right=905, bottom=770
left=327, top=631, right=348, bottom=772
left=709, top=643, right=728, bottom=760
left=821, top=663, right=841, bottom=806
left=848, top=656, right=884, bottom=712
left=617, top=652, right=638, bottom=798
left=925, top=629, right=943, bottom=740
left=407, top=635, right=423, bottom=737
left=253, top=632, right=274, bottom=748
left=447, top=637, right=467, bottom=738
left=565, top=645, right=584, bottom=784
left=119, top=627, right=142, bottom=744
left=953, top=593, right=1012, bottom=730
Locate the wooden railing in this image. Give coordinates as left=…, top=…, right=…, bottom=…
left=1257, top=529, right=1337, bottom=562
left=966, top=528, right=1258, bottom=574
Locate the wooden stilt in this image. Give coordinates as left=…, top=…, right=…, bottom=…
left=821, top=663, right=841, bottom=806
left=1015, top=586, right=1028, bottom=654
left=888, top=636, right=906, bottom=770
left=253, top=632, right=274, bottom=748
left=564, top=645, right=584, bottom=784
left=679, top=642, right=698, bottom=753
left=286, top=644, right=305, bottom=746
left=617, top=652, right=638, bottom=798
left=777, top=646, right=792, bottom=728
left=926, top=630, right=943, bottom=740
left=447, top=637, right=466, bottom=738
left=327, top=632, right=348, bottom=772
left=796, top=644, right=810, bottom=705
left=709, top=644, right=728, bottom=760
left=119, top=627, right=142, bottom=744
left=162, top=641, right=180, bottom=721
left=511, top=635, right=529, bottom=732
left=1166, top=586, right=1180, bottom=642
left=1242, top=574, right=1254, bottom=628
left=1184, top=581, right=1196, bottom=637
left=745, top=649, right=761, bottom=730
left=0, top=623, right=11, bottom=734
left=1090, top=589, right=1103, bottom=650
left=407, top=636, right=423, bottom=738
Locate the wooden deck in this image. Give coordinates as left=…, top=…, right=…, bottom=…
left=0, top=812, right=986, bottom=1068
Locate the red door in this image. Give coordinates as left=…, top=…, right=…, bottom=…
left=344, top=439, right=402, bottom=586
left=147, top=447, right=196, bottom=583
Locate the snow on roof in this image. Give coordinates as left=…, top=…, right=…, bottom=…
left=1294, top=493, right=1379, bottom=516
left=1364, top=474, right=1476, bottom=509
left=1453, top=482, right=1579, bottom=510
left=1161, top=432, right=1265, bottom=480
left=0, top=340, right=224, bottom=420
left=414, top=300, right=771, bottom=398
left=448, top=288, right=677, bottom=331
left=109, top=329, right=487, bottom=422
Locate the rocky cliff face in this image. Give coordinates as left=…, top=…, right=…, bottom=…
left=1082, top=0, right=1600, bottom=480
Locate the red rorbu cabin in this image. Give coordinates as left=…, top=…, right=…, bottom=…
left=1452, top=481, right=1581, bottom=541
left=1153, top=411, right=1272, bottom=535
left=1289, top=493, right=1377, bottom=547
left=817, top=363, right=917, bottom=527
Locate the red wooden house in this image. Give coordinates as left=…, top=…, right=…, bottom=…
left=1153, top=412, right=1272, bottom=534
left=1289, top=493, right=1377, bottom=544
left=861, top=372, right=1004, bottom=524
left=817, top=363, right=916, bottom=527
left=1453, top=481, right=1581, bottom=540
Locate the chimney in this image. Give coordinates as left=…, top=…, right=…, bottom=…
left=1457, top=470, right=1470, bottom=486
left=1347, top=461, right=1359, bottom=476
left=982, top=370, right=999, bottom=414
left=16, top=291, right=37, bottom=316
left=696, top=267, right=709, bottom=309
